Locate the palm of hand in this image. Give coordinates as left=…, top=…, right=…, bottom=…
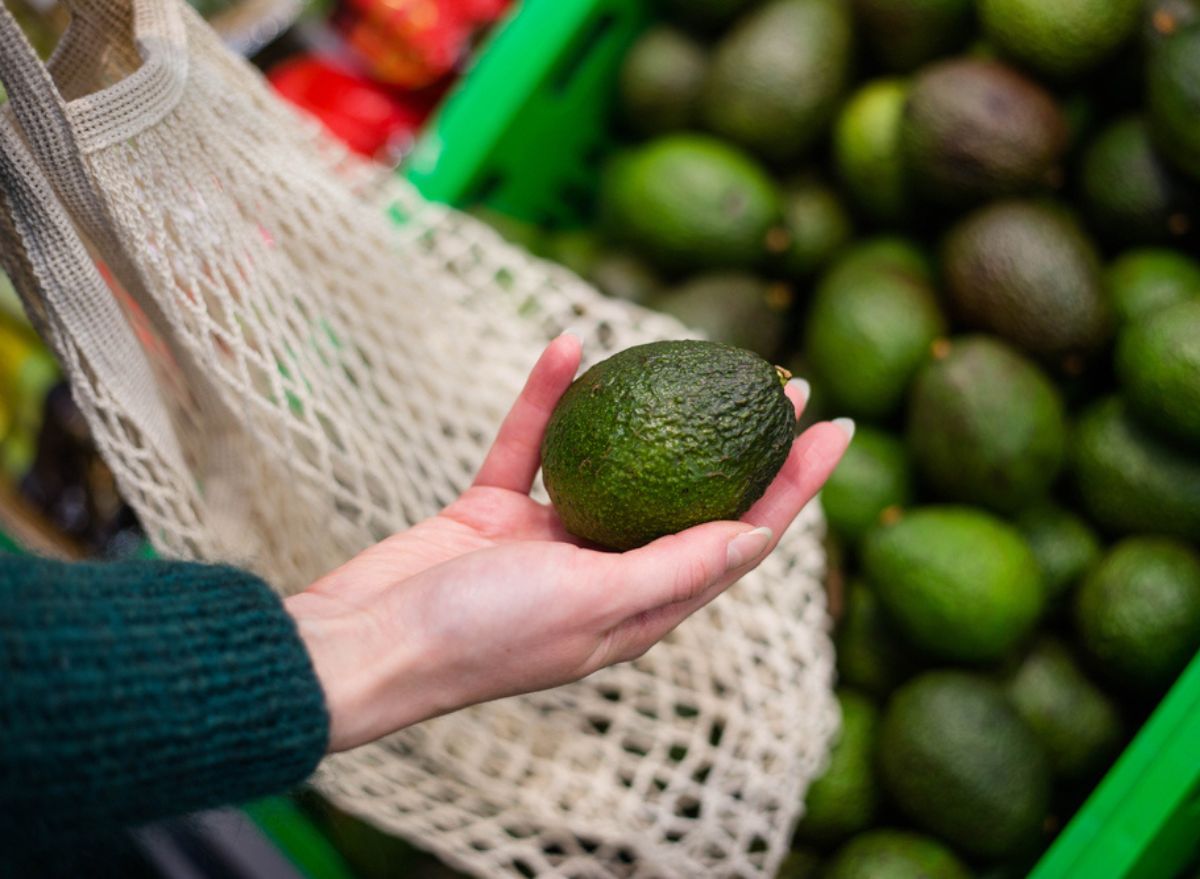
left=295, top=335, right=849, bottom=751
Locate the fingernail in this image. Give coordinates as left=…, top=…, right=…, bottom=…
left=788, top=377, right=811, bottom=404
left=832, top=417, right=856, bottom=441
left=726, top=526, right=773, bottom=571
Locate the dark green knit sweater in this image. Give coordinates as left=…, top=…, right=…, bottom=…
left=0, top=554, right=329, bottom=871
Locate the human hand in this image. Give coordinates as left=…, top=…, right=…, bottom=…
left=286, top=335, right=851, bottom=752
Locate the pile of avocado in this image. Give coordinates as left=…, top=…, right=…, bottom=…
left=473, top=0, right=1200, bottom=876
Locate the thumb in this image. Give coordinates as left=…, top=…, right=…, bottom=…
left=605, top=521, right=774, bottom=618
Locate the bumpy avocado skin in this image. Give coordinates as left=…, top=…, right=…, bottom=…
left=542, top=341, right=794, bottom=550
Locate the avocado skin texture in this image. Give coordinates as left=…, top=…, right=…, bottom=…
left=617, top=26, right=708, bottom=137
left=1006, top=637, right=1123, bottom=781
left=907, top=336, right=1066, bottom=513
left=1073, top=396, right=1200, bottom=540
left=795, top=690, right=881, bottom=846
left=823, top=830, right=971, bottom=879
left=851, top=0, right=973, bottom=72
left=863, top=506, right=1044, bottom=663
left=942, top=200, right=1111, bottom=356
left=902, top=59, right=1067, bottom=207
left=878, top=671, right=1051, bottom=860
left=651, top=272, right=788, bottom=359
left=599, top=135, right=780, bottom=272
left=1075, top=537, right=1200, bottom=692
left=1116, top=299, right=1200, bottom=446
left=1015, top=502, right=1102, bottom=602
left=1106, top=247, right=1200, bottom=325
left=701, top=0, right=853, bottom=163
left=541, top=341, right=793, bottom=550
left=1148, top=23, right=1200, bottom=182
left=803, top=244, right=945, bottom=419
left=1081, top=115, right=1192, bottom=246
left=980, top=0, right=1142, bottom=79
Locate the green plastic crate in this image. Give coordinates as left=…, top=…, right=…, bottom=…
left=404, top=3, right=1200, bottom=877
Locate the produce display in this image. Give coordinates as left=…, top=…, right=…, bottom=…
left=469, top=0, right=1200, bottom=875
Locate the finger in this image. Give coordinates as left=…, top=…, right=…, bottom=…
left=742, top=420, right=853, bottom=541
left=599, top=520, right=773, bottom=620
left=474, top=333, right=583, bottom=493
left=785, top=376, right=811, bottom=420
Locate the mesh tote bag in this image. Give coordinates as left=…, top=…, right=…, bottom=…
left=0, top=1, right=837, bottom=875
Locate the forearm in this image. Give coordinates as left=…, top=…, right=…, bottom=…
left=0, top=555, right=329, bottom=850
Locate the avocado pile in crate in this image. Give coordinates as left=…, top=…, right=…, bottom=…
left=472, top=0, right=1200, bottom=875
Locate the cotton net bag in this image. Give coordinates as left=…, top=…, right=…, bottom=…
left=0, top=0, right=837, bottom=875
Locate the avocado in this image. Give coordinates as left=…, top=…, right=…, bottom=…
left=833, top=79, right=912, bottom=225
left=1107, top=247, right=1200, bottom=324
left=701, top=0, right=853, bottom=163
left=1080, top=116, right=1195, bottom=245
left=835, top=580, right=918, bottom=697
left=821, top=428, right=912, bottom=544
left=795, top=690, right=881, bottom=847
left=1072, top=396, right=1200, bottom=540
left=599, top=135, right=780, bottom=272
left=803, top=244, right=945, bottom=419
left=774, top=178, right=854, bottom=279
left=901, top=59, right=1068, bottom=206
left=822, top=830, right=971, bottom=879
left=617, top=26, right=708, bottom=137
left=587, top=250, right=663, bottom=304
left=851, top=0, right=973, bottom=72
left=541, top=341, right=794, bottom=550
left=654, top=0, right=759, bottom=32
left=878, top=671, right=1051, bottom=859
left=1148, top=23, right=1200, bottom=182
left=1015, top=502, right=1102, bottom=602
left=651, top=272, right=790, bottom=359
left=1116, top=299, right=1200, bottom=446
left=863, top=506, right=1044, bottom=663
left=1005, top=637, right=1124, bottom=781
left=833, top=236, right=934, bottom=282
left=979, top=0, right=1142, bottom=78
left=1075, top=537, right=1200, bottom=692
left=907, top=336, right=1067, bottom=513
left=942, top=200, right=1111, bottom=356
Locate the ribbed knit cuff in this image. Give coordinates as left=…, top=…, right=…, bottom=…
left=0, top=555, right=329, bottom=851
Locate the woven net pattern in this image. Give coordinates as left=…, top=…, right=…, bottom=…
left=0, top=1, right=837, bottom=875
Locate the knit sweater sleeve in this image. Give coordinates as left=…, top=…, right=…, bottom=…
left=0, top=554, right=329, bottom=850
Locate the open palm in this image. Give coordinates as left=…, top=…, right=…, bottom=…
left=287, top=335, right=850, bottom=752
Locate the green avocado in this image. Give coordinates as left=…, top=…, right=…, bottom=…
left=863, top=506, right=1044, bottom=663
left=1106, top=248, right=1200, bottom=325
left=902, top=59, right=1067, bottom=206
left=821, top=428, right=913, bottom=544
left=907, top=336, right=1066, bottom=513
left=1015, top=502, right=1102, bottom=602
left=1005, top=637, right=1123, bottom=781
left=823, top=830, right=971, bottom=879
left=833, top=79, right=912, bottom=224
left=878, top=671, right=1051, bottom=860
left=542, top=341, right=794, bottom=550
left=979, top=0, right=1142, bottom=78
left=835, top=580, right=918, bottom=698
left=1117, top=296, right=1200, bottom=447
left=1072, top=396, right=1200, bottom=540
left=795, top=690, right=881, bottom=847
left=1148, top=23, right=1200, bottom=182
left=651, top=272, right=791, bottom=359
left=599, top=135, right=780, bottom=272
left=774, top=178, right=854, bottom=279
left=1075, top=537, right=1200, bottom=692
left=701, top=0, right=854, bottom=162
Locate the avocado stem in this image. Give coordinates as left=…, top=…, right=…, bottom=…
left=775, top=365, right=793, bottom=386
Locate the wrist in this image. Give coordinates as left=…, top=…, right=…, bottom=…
left=285, top=590, right=446, bottom=751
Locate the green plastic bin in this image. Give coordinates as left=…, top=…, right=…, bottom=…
left=404, top=3, right=1200, bottom=877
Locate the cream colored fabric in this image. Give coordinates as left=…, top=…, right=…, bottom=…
left=0, top=1, right=837, bottom=875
